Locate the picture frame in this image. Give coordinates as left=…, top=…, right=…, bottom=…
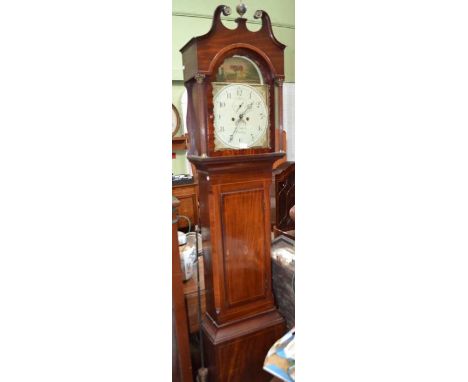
left=172, top=104, right=180, bottom=137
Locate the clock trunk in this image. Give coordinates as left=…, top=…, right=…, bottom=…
left=191, top=154, right=285, bottom=382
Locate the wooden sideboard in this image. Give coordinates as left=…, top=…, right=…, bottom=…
left=173, top=181, right=204, bottom=333
left=172, top=182, right=198, bottom=230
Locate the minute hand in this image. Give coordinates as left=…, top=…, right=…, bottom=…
left=238, top=102, right=253, bottom=118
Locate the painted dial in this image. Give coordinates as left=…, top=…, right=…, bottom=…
left=213, top=84, right=268, bottom=149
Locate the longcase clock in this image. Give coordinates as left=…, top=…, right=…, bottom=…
left=180, top=5, right=287, bottom=381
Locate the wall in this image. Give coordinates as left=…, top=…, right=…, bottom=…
left=172, top=0, right=295, bottom=174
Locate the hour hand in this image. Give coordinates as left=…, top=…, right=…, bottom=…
left=235, top=102, right=244, bottom=113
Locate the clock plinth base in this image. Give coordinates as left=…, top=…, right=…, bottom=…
left=201, top=310, right=286, bottom=382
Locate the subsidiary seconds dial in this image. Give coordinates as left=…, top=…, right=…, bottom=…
left=213, top=83, right=269, bottom=150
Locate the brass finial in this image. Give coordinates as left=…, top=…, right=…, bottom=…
left=222, top=5, right=231, bottom=16
left=236, top=3, right=247, bottom=17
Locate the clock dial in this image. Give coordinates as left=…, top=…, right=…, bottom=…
left=213, top=83, right=269, bottom=150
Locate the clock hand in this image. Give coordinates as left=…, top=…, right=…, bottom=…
left=232, top=102, right=248, bottom=126
left=230, top=113, right=248, bottom=142
left=230, top=120, right=241, bottom=142
left=229, top=102, right=254, bottom=142
left=238, top=102, right=253, bottom=118
left=233, top=102, right=249, bottom=123
left=232, top=102, right=253, bottom=130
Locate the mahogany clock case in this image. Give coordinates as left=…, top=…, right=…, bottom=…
left=179, top=6, right=288, bottom=381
